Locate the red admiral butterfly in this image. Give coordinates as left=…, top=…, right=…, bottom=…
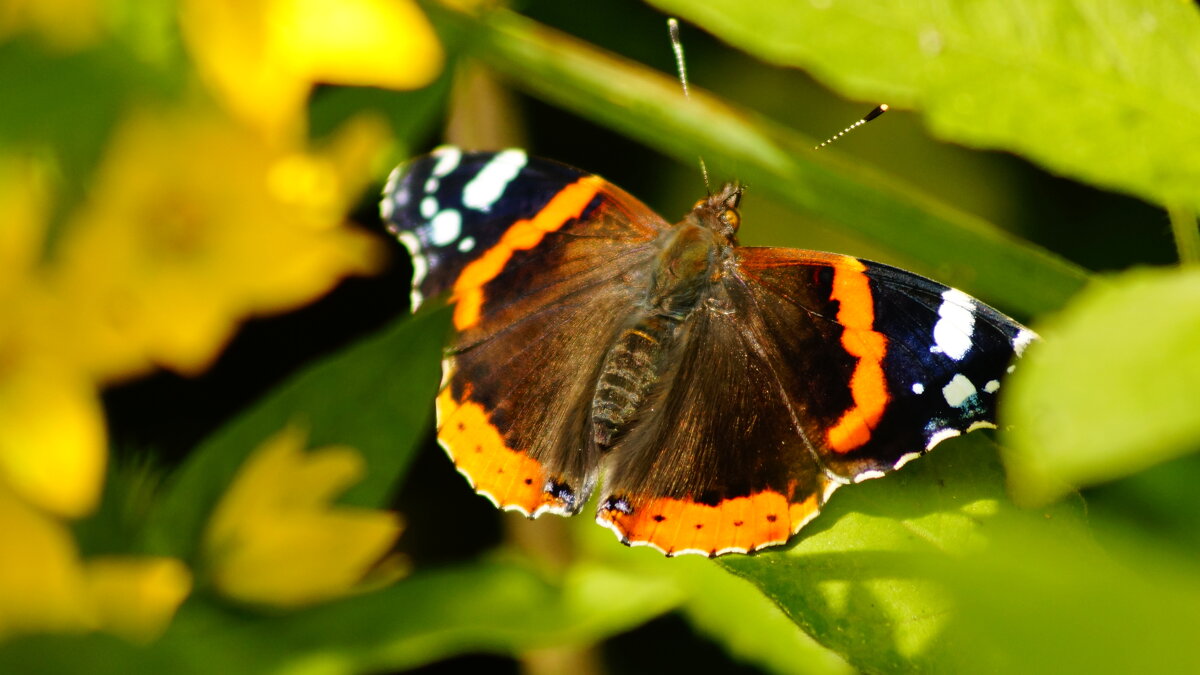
left=382, top=147, right=1035, bottom=557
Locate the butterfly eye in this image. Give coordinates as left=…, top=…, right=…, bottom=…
left=721, top=208, right=740, bottom=230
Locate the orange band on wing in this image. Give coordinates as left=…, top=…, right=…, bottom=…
left=598, top=490, right=821, bottom=556
left=451, top=176, right=604, bottom=330
left=827, top=257, right=890, bottom=453
left=437, top=386, right=560, bottom=516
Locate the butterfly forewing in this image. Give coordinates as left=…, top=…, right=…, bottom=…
left=735, top=248, right=1032, bottom=482
left=383, top=148, right=671, bottom=516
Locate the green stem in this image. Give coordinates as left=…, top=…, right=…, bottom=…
left=1168, top=204, right=1200, bottom=266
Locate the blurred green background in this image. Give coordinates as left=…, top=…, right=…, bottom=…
left=2, top=0, right=1199, bottom=673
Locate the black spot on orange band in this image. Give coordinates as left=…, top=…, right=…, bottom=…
left=437, top=386, right=566, bottom=516
left=597, top=490, right=822, bottom=557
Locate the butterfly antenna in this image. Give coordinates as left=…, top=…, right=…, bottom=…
left=668, top=18, right=711, bottom=192
left=814, top=104, right=889, bottom=150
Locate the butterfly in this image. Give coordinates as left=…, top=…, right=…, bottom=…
left=381, top=146, right=1035, bottom=557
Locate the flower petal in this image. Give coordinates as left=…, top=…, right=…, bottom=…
left=182, top=0, right=442, bottom=137
left=204, top=427, right=404, bottom=607
left=84, top=557, right=192, bottom=643
left=0, top=483, right=93, bottom=638
left=0, top=359, right=106, bottom=518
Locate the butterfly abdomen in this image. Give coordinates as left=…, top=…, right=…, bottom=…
left=592, top=316, right=678, bottom=449
left=592, top=222, right=724, bottom=449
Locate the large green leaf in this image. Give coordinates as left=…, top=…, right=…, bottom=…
left=141, top=308, right=449, bottom=561
left=930, top=518, right=1200, bottom=673
left=574, top=518, right=852, bottom=675
left=718, top=435, right=1084, bottom=671
left=651, top=0, right=1200, bottom=213
left=0, top=559, right=681, bottom=674
left=1004, top=267, right=1200, bottom=504
left=430, top=7, right=1087, bottom=317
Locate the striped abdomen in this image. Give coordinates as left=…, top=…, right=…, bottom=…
left=591, top=315, right=679, bottom=449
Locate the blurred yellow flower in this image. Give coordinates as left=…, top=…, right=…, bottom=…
left=0, top=359, right=105, bottom=518
left=181, top=0, right=444, bottom=138
left=0, top=0, right=104, bottom=50
left=84, top=557, right=193, bottom=644
left=203, top=427, right=404, bottom=607
left=53, top=108, right=388, bottom=378
left=0, top=160, right=106, bottom=517
left=0, top=105, right=387, bottom=517
left=0, top=482, right=191, bottom=642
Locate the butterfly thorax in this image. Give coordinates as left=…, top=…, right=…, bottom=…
left=590, top=187, right=742, bottom=451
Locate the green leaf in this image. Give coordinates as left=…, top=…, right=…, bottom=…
left=1004, top=267, right=1200, bottom=504
left=676, top=559, right=853, bottom=675
left=308, top=71, right=455, bottom=156
left=0, top=37, right=179, bottom=236
left=718, top=435, right=1084, bottom=672
left=574, top=520, right=852, bottom=675
left=429, top=6, right=1087, bottom=317
left=142, top=307, right=449, bottom=560
left=650, top=0, right=1200, bottom=213
left=0, top=559, right=681, bottom=674
left=930, top=517, right=1200, bottom=673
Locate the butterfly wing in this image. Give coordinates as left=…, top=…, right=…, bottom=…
left=383, top=148, right=671, bottom=516
left=736, top=248, right=1035, bottom=479
left=597, top=247, right=1033, bottom=556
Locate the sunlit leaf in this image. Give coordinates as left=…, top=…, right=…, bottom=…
left=720, top=435, right=1084, bottom=671
left=1005, top=267, right=1200, bottom=504
left=651, top=0, right=1200, bottom=212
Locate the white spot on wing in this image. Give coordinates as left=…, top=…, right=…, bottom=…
left=931, top=288, right=976, bottom=361
left=430, top=209, right=462, bottom=246
left=431, top=146, right=463, bottom=177
left=942, top=373, right=977, bottom=408
left=396, top=231, right=427, bottom=309
left=424, top=177, right=439, bottom=194
left=984, top=379, right=1001, bottom=394
left=1013, top=328, right=1037, bottom=356
left=463, top=150, right=527, bottom=212
left=420, top=196, right=438, bottom=218
left=383, top=165, right=405, bottom=202
left=458, top=236, right=476, bottom=252
left=912, top=382, right=925, bottom=395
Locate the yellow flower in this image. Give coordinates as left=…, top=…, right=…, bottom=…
left=53, top=108, right=388, bottom=378
left=0, top=0, right=105, bottom=51
left=203, top=427, right=405, bottom=607
left=0, top=358, right=106, bottom=518
left=0, top=105, right=386, bottom=516
left=0, top=160, right=105, bottom=517
left=0, top=482, right=191, bottom=642
left=181, top=0, right=443, bottom=139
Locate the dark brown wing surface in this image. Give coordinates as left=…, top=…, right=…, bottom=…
left=384, top=149, right=671, bottom=516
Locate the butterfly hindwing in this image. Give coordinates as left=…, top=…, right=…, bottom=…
left=596, top=283, right=837, bottom=556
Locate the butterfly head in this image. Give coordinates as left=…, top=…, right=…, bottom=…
left=689, top=182, right=743, bottom=243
